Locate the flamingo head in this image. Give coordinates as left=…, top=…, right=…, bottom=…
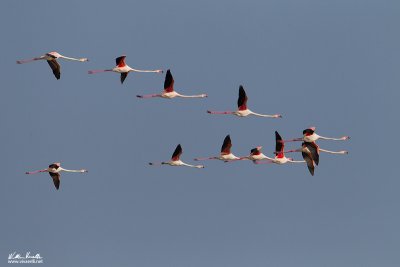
left=274, top=114, right=282, bottom=118
left=341, top=136, right=350, bottom=140
left=81, top=169, right=88, bottom=173
left=79, top=58, right=89, bottom=62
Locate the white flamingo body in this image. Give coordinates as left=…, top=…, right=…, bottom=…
left=16, top=51, right=89, bottom=80
left=137, top=69, right=207, bottom=99
left=219, top=153, right=240, bottom=161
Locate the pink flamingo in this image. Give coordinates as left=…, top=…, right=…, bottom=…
left=16, top=51, right=89, bottom=80
left=88, top=55, right=163, bottom=84
left=149, top=144, right=204, bottom=168
left=137, top=69, right=207, bottom=99
left=207, top=85, right=282, bottom=118
left=284, top=142, right=348, bottom=160
left=194, top=135, right=241, bottom=162
left=25, top=162, right=88, bottom=190
left=255, top=131, right=306, bottom=165
left=284, top=127, right=350, bottom=142
left=239, top=146, right=275, bottom=163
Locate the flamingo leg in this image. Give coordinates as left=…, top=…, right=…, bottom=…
left=136, top=94, right=162, bottom=98
left=25, top=169, right=47, bottom=174
left=193, top=157, right=218, bottom=161
left=88, top=69, right=113, bottom=74
left=254, top=160, right=274, bottom=165
left=16, top=57, right=43, bottom=64
left=207, top=110, right=234, bottom=115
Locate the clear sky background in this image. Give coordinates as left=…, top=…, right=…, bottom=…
left=1, top=0, right=399, bottom=266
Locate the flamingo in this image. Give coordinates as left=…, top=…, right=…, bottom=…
left=137, top=69, right=207, bottom=99
left=284, top=142, right=348, bottom=160
left=88, top=55, right=163, bottom=84
left=149, top=144, right=204, bottom=168
left=194, top=135, right=241, bottom=162
left=284, top=127, right=350, bottom=142
left=239, top=146, right=275, bottom=163
left=255, top=131, right=306, bottom=165
left=16, top=51, right=89, bottom=80
left=207, top=85, right=282, bottom=118
left=25, top=162, right=88, bottom=190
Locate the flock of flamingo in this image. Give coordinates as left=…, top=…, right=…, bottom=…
left=18, top=51, right=350, bottom=190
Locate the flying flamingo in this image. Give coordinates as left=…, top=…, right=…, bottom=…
left=16, top=51, right=89, bottom=80
left=137, top=69, right=207, bottom=99
left=239, top=146, right=275, bottom=163
left=88, top=55, right=163, bottom=84
left=25, top=162, right=88, bottom=190
left=194, top=135, right=241, bottom=162
left=284, top=127, right=350, bottom=142
left=207, top=86, right=282, bottom=118
left=149, top=144, right=204, bottom=168
left=255, top=131, right=306, bottom=165
left=284, top=142, right=348, bottom=161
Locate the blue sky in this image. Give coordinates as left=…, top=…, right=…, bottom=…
left=1, top=0, right=399, bottom=266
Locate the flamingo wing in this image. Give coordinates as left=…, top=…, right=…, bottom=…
left=120, top=72, right=128, bottom=84
left=46, top=60, right=61, bottom=80
left=303, top=128, right=315, bottom=136
left=301, top=151, right=315, bottom=176
left=49, top=172, right=60, bottom=190
left=237, top=85, right=248, bottom=110
left=304, top=142, right=320, bottom=165
left=48, top=163, right=60, bottom=169
left=275, top=131, right=284, bottom=157
left=115, top=55, right=126, bottom=67
left=164, top=69, right=174, bottom=93
left=250, top=147, right=261, bottom=156
left=171, top=144, right=183, bottom=161
left=221, top=135, right=232, bottom=154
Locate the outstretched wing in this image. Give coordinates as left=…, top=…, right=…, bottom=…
left=120, top=72, right=128, bottom=84
left=301, top=151, right=315, bottom=176
left=171, top=144, right=183, bottom=161
left=303, top=128, right=315, bottom=136
left=221, top=135, right=232, bottom=154
left=250, top=147, right=261, bottom=156
left=46, top=60, right=61, bottom=80
left=304, top=142, right=320, bottom=165
left=275, top=131, right=284, bottom=157
left=48, top=163, right=60, bottom=169
left=49, top=172, right=60, bottom=190
left=237, top=85, right=248, bottom=110
left=164, top=69, right=174, bottom=93
left=115, top=55, right=126, bottom=67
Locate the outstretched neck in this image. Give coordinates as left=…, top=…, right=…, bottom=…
left=59, top=167, right=87, bottom=173
left=177, top=93, right=207, bottom=98
left=317, top=135, right=348, bottom=141
left=319, top=148, right=348, bottom=154
left=250, top=111, right=282, bottom=118
left=60, top=55, right=88, bottom=62
left=129, top=68, right=162, bottom=73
